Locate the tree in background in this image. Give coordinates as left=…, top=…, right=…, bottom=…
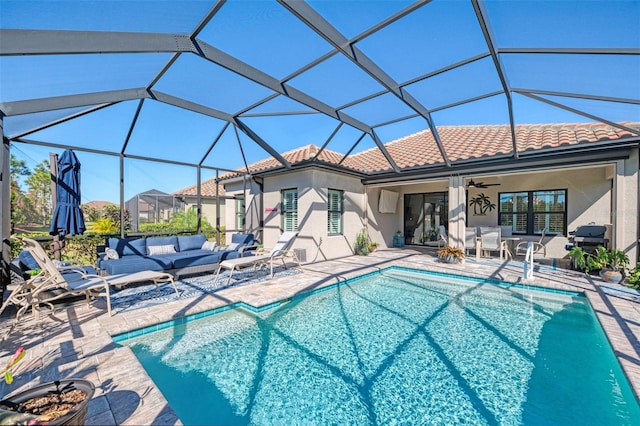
left=9, top=155, right=31, bottom=232
left=25, top=160, right=52, bottom=226
left=103, top=204, right=131, bottom=232
left=82, top=204, right=100, bottom=222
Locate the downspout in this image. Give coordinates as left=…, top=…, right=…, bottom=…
left=255, top=177, right=264, bottom=244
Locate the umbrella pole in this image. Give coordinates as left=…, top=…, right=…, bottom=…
left=49, top=153, right=61, bottom=261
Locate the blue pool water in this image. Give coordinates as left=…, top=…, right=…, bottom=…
left=117, top=268, right=640, bottom=425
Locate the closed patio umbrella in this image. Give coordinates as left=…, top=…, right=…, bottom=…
left=49, top=150, right=86, bottom=256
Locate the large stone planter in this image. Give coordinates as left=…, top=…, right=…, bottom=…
left=599, top=269, right=623, bottom=284
left=0, top=379, right=94, bottom=425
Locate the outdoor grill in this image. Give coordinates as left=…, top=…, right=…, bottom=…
left=567, top=224, right=609, bottom=253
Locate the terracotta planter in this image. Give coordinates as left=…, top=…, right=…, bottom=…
left=599, top=269, right=623, bottom=284
left=0, top=379, right=95, bottom=426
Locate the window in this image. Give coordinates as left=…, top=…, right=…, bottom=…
left=327, top=189, right=343, bottom=235
left=499, top=189, right=566, bottom=235
left=282, top=189, right=298, bottom=232
left=235, top=198, right=245, bottom=231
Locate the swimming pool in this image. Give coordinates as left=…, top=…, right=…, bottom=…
left=116, top=267, right=640, bottom=425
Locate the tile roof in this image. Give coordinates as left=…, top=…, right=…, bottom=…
left=82, top=200, right=116, bottom=210
left=173, top=179, right=226, bottom=198
left=219, top=122, right=639, bottom=179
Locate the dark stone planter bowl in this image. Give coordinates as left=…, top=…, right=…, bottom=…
left=0, top=379, right=95, bottom=426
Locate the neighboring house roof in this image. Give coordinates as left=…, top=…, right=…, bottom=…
left=219, top=122, right=640, bottom=180
left=173, top=179, right=226, bottom=198
left=82, top=200, right=116, bottom=211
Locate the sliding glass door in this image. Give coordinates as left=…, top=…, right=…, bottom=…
left=403, top=192, right=448, bottom=245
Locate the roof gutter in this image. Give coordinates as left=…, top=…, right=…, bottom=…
left=362, top=144, right=636, bottom=185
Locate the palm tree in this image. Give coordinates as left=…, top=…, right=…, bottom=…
left=469, top=193, right=496, bottom=215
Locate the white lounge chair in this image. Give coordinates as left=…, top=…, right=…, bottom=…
left=214, top=231, right=302, bottom=285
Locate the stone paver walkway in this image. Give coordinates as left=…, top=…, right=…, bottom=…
left=0, top=248, right=638, bottom=424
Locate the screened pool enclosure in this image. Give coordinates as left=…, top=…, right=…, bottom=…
left=1, top=1, right=639, bottom=282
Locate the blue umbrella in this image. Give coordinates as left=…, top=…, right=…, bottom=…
left=49, top=150, right=86, bottom=237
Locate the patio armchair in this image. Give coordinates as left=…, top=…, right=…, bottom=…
left=515, top=228, right=547, bottom=258
left=478, top=226, right=506, bottom=259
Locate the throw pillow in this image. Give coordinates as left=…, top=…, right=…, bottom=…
left=147, top=245, right=176, bottom=256
left=226, top=242, right=240, bottom=251
left=105, top=248, right=120, bottom=260
left=202, top=241, right=217, bottom=251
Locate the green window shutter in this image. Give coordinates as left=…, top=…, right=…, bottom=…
left=282, top=189, right=298, bottom=232
left=327, top=189, right=343, bottom=235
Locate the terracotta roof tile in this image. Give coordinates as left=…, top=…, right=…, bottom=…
left=173, top=179, right=226, bottom=198
left=218, top=122, right=639, bottom=179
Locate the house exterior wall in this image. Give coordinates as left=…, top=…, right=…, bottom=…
left=225, top=169, right=365, bottom=262
left=224, top=149, right=639, bottom=264
left=181, top=197, right=226, bottom=229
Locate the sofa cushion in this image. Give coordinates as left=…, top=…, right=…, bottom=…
left=108, top=237, right=146, bottom=257
left=105, top=248, right=119, bottom=260
left=100, top=255, right=171, bottom=275
left=146, top=236, right=178, bottom=253
left=171, top=251, right=222, bottom=269
left=147, top=244, right=177, bottom=255
left=177, top=234, right=207, bottom=252
left=202, top=241, right=217, bottom=251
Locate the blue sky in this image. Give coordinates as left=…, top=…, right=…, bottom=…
left=2, top=0, right=639, bottom=204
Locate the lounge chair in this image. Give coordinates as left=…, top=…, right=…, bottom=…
left=19, top=237, right=114, bottom=317
left=214, top=231, right=301, bottom=285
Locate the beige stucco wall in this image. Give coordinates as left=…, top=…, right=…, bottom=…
left=182, top=197, right=226, bottom=230
left=224, top=149, right=639, bottom=264
left=367, top=180, right=450, bottom=248
left=225, top=169, right=365, bottom=262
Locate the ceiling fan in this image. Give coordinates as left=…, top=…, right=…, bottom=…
left=467, top=179, right=501, bottom=189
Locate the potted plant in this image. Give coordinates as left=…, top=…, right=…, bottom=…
left=0, top=348, right=95, bottom=425
left=437, top=245, right=465, bottom=264
left=354, top=228, right=371, bottom=256
left=588, top=246, right=630, bottom=284
left=568, top=246, right=591, bottom=273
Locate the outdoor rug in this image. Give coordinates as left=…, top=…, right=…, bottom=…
left=100, top=266, right=302, bottom=314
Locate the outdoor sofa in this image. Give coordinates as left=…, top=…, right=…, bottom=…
left=97, top=233, right=256, bottom=277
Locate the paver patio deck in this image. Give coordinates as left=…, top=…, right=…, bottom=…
left=1, top=248, right=638, bottom=425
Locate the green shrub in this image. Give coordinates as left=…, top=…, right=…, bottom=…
left=354, top=228, right=370, bottom=256
left=627, top=265, right=640, bottom=289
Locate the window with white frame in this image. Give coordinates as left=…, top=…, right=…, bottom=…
left=327, top=189, right=343, bottom=235
left=235, top=198, right=245, bottom=231
left=499, top=189, right=566, bottom=235
left=282, top=188, right=298, bottom=232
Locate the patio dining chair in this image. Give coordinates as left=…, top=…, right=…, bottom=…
left=465, top=227, right=478, bottom=256
left=19, top=237, right=114, bottom=317
left=479, top=226, right=506, bottom=259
